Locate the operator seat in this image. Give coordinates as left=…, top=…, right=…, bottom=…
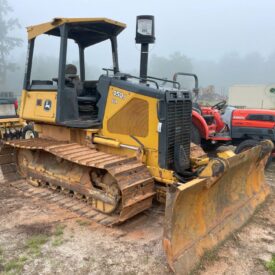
left=64, top=64, right=98, bottom=119
left=65, top=64, right=81, bottom=91
left=65, top=64, right=97, bottom=103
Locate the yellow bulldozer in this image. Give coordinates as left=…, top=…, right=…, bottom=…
left=0, top=17, right=273, bottom=273
left=0, top=95, right=34, bottom=140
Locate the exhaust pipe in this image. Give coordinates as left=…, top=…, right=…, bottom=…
left=135, top=15, right=155, bottom=82
left=139, top=43, right=149, bottom=82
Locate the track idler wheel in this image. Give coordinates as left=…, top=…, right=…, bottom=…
left=90, top=171, right=121, bottom=214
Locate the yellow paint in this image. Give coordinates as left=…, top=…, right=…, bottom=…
left=0, top=118, right=25, bottom=139
left=93, top=136, right=120, bottom=148
left=0, top=115, right=25, bottom=140
left=24, top=84, right=181, bottom=185
left=95, top=143, right=137, bottom=158
left=0, top=117, right=22, bottom=124
left=218, top=150, right=236, bottom=159
left=100, top=86, right=160, bottom=165
left=20, top=90, right=57, bottom=123
left=19, top=83, right=196, bottom=186
left=18, top=17, right=179, bottom=185
left=147, top=166, right=176, bottom=184
left=163, top=142, right=271, bottom=274
left=190, top=157, right=209, bottom=167
left=19, top=90, right=27, bottom=118
left=27, top=18, right=126, bottom=40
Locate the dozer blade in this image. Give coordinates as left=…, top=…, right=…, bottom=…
left=163, top=140, right=273, bottom=274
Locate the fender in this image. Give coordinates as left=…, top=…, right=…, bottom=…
left=213, top=110, right=226, bottom=132
left=192, top=110, right=209, bottom=139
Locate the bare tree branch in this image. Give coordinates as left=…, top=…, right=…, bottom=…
left=0, top=0, right=23, bottom=84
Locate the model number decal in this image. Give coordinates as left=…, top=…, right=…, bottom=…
left=113, top=90, right=125, bottom=99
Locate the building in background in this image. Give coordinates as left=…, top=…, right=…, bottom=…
left=228, top=85, right=275, bottom=109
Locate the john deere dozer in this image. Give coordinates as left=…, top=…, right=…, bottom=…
left=0, top=17, right=272, bottom=274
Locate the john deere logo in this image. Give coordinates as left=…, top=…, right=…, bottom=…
left=44, top=100, right=52, bottom=111
left=270, top=88, right=275, bottom=94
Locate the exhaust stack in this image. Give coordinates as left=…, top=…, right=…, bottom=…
left=135, top=15, right=155, bottom=82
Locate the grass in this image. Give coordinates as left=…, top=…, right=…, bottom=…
left=189, top=241, right=225, bottom=275
left=52, top=238, right=64, bottom=247
left=0, top=246, right=28, bottom=274
left=0, top=246, right=3, bottom=270
left=0, top=252, right=28, bottom=274
left=0, top=233, right=50, bottom=274
left=25, top=234, right=48, bottom=256
left=266, top=254, right=275, bottom=274
left=4, top=256, right=28, bottom=274
left=76, top=219, right=91, bottom=226
left=143, top=255, right=149, bottom=265
left=51, top=224, right=66, bottom=247
left=53, top=224, right=66, bottom=237
left=0, top=246, right=3, bottom=260
left=0, top=224, right=67, bottom=273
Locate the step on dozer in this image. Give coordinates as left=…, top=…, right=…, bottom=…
left=0, top=16, right=273, bottom=274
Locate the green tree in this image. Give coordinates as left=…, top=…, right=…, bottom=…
left=0, top=0, right=22, bottom=84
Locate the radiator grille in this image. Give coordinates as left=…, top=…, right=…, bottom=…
left=166, top=99, right=192, bottom=171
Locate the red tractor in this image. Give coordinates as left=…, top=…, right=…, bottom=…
left=173, top=73, right=275, bottom=161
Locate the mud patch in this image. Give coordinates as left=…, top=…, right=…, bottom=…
left=0, top=184, right=25, bottom=216
left=16, top=223, right=53, bottom=237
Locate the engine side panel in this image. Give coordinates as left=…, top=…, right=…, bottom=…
left=100, top=84, right=160, bottom=168
left=20, top=90, right=57, bottom=123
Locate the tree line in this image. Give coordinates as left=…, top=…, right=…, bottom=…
left=1, top=0, right=275, bottom=96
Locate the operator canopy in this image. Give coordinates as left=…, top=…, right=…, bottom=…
left=27, top=18, right=126, bottom=47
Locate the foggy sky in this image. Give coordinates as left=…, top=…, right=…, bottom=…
left=9, top=0, right=275, bottom=72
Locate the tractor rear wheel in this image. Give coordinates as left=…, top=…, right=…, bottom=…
left=191, top=124, right=201, bottom=145
left=236, top=139, right=272, bottom=168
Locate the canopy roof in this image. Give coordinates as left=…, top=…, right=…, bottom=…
left=27, top=18, right=126, bottom=47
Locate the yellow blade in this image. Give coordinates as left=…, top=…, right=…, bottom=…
left=163, top=140, right=273, bottom=274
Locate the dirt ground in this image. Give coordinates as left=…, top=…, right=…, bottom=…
left=0, top=162, right=274, bottom=275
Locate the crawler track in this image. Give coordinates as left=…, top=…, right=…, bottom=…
left=0, top=138, right=155, bottom=225
left=8, top=179, right=126, bottom=226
